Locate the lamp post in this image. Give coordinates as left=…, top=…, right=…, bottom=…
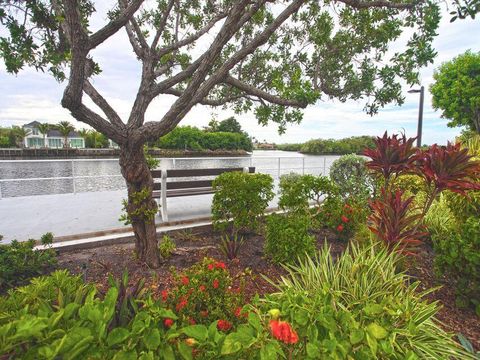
left=408, top=86, right=425, bottom=148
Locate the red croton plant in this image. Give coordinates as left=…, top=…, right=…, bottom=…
left=365, top=133, right=480, bottom=254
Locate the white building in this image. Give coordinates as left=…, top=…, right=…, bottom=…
left=23, top=121, right=85, bottom=149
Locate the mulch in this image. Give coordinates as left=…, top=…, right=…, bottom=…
left=57, top=227, right=479, bottom=351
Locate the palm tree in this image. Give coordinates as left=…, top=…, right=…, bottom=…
left=11, top=126, right=31, bottom=148
left=37, top=123, right=50, bottom=148
left=56, top=121, right=75, bottom=148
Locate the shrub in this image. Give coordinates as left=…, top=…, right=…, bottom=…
left=433, top=216, right=480, bottom=313
left=159, top=234, right=176, bottom=258
left=319, top=198, right=370, bottom=241
left=329, top=154, right=373, bottom=201
left=257, top=243, right=470, bottom=359
left=0, top=233, right=56, bottom=292
left=368, top=190, right=425, bottom=255
left=264, top=213, right=315, bottom=264
left=212, top=171, right=274, bottom=234
left=163, top=258, right=245, bottom=326
left=278, top=173, right=338, bottom=215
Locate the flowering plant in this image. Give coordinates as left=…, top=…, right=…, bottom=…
left=162, top=258, right=246, bottom=327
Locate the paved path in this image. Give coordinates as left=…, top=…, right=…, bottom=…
left=0, top=188, right=280, bottom=243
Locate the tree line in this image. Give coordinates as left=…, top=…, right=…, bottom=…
left=277, top=136, right=376, bottom=155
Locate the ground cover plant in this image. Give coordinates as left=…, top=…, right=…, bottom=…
left=0, top=233, right=56, bottom=292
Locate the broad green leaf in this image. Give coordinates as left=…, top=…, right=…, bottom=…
left=350, top=329, right=364, bottom=345
left=107, top=327, right=130, bottom=347
left=177, top=341, right=192, bottom=360
left=366, top=323, right=388, bottom=339
left=182, top=325, right=208, bottom=342
left=143, top=328, right=161, bottom=350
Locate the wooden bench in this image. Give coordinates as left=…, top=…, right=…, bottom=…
left=152, top=167, right=255, bottom=221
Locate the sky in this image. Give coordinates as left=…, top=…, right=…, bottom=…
left=0, top=3, right=479, bottom=145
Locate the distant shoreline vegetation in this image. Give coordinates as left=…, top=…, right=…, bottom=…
left=277, top=136, right=376, bottom=155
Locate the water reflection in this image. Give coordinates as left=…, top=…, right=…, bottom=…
left=0, top=151, right=339, bottom=198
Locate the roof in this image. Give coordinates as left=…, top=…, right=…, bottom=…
left=24, top=121, right=42, bottom=127
left=23, top=121, right=82, bottom=138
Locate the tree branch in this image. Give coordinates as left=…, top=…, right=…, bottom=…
left=335, top=0, right=418, bottom=9
left=224, top=75, right=308, bottom=107
left=163, top=88, right=242, bottom=106
left=155, top=11, right=228, bottom=59
left=83, top=80, right=126, bottom=129
left=89, top=0, right=144, bottom=49
left=151, top=0, right=175, bottom=49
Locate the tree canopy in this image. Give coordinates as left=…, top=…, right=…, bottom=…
left=430, top=51, right=480, bottom=133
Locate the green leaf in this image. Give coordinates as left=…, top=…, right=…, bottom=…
left=143, top=328, right=161, bottom=350
left=177, top=341, right=192, bottom=360
left=306, top=342, right=321, bottom=357
left=162, top=345, right=176, bottom=360
left=107, top=327, right=130, bottom=347
left=350, top=329, right=364, bottom=345
left=182, top=325, right=208, bottom=342
left=221, top=333, right=244, bottom=355
left=112, top=350, right=137, bottom=360
left=366, top=333, right=378, bottom=356
left=363, top=304, right=384, bottom=316
left=366, top=323, right=388, bottom=339
left=260, top=342, right=278, bottom=360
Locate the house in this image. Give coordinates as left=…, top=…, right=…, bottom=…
left=23, top=121, right=85, bottom=148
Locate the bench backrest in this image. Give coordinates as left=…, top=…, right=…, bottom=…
left=151, top=167, right=255, bottom=191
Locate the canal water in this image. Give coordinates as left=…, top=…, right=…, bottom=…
left=0, top=151, right=340, bottom=198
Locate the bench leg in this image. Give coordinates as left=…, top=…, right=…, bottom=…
left=161, top=191, right=168, bottom=222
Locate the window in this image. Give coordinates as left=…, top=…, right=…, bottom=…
left=32, top=128, right=39, bottom=135
left=69, top=138, right=84, bottom=148
left=48, top=138, right=62, bottom=148
left=27, top=138, right=44, bottom=148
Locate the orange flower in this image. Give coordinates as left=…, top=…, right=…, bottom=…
left=217, top=319, right=232, bottom=331
left=164, top=318, right=174, bottom=328
left=213, top=279, right=219, bottom=289
left=269, top=320, right=299, bottom=344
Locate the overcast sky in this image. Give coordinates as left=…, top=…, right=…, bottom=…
left=0, top=4, right=479, bottom=145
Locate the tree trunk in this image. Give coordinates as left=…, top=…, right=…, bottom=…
left=119, top=143, right=161, bottom=268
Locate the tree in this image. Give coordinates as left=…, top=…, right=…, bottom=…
left=217, top=117, right=242, bottom=133
left=56, top=121, right=75, bottom=148
left=37, top=123, right=50, bottom=148
left=430, top=51, right=480, bottom=134
left=11, top=126, right=31, bottom=148
left=0, top=0, right=477, bottom=267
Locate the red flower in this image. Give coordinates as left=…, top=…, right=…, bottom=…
left=189, top=317, right=196, bottom=325
left=217, top=319, right=232, bottom=331
left=215, top=261, right=226, bottom=269
left=200, top=310, right=209, bottom=318
left=176, top=297, right=188, bottom=312
left=213, top=279, right=219, bottom=289
left=208, top=263, right=214, bottom=270
left=341, top=215, right=349, bottom=223
left=161, top=290, right=168, bottom=302
left=181, top=276, right=189, bottom=285
left=234, top=307, right=243, bottom=318
left=269, top=320, right=299, bottom=344
left=337, top=224, right=344, bottom=232
left=199, top=285, right=206, bottom=292
left=164, top=318, right=174, bottom=328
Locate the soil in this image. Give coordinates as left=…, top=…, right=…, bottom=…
left=58, top=227, right=479, bottom=351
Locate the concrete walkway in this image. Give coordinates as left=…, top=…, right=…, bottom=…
left=0, top=188, right=280, bottom=243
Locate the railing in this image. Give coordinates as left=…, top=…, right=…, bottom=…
left=0, top=155, right=335, bottom=199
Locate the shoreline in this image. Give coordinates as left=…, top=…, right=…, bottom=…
left=0, top=148, right=250, bottom=160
